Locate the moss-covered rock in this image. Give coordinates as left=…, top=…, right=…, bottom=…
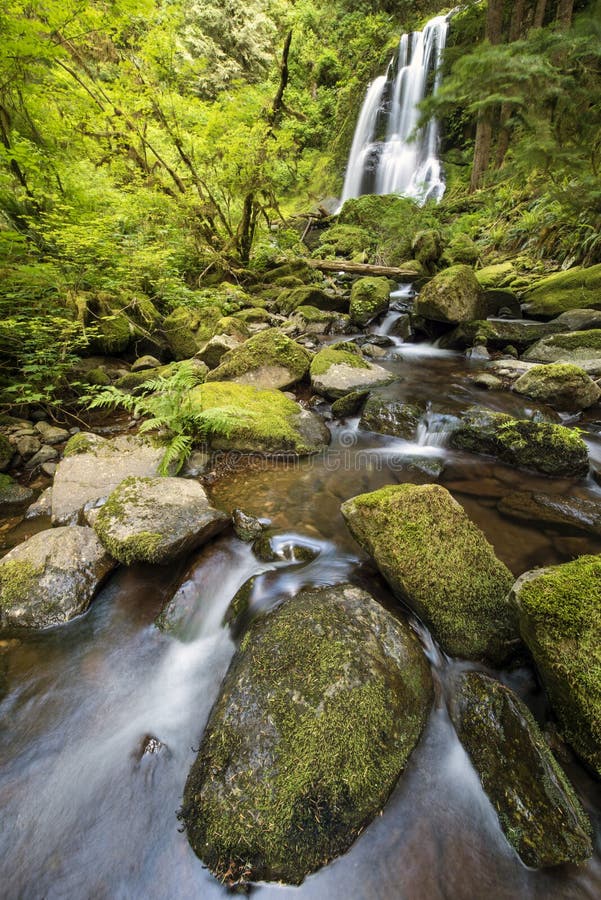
left=411, top=229, right=444, bottom=269
left=114, top=358, right=208, bottom=392
left=310, top=346, right=393, bottom=400
left=450, top=672, right=593, bottom=868
left=444, top=233, right=479, bottom=266
left=277, top=286, right=346, bottom=315
left=0, top=474, right=34, bottom=513
left=331, top=389, right=370, bottom=418
left=475, top=261, right=516, bottom=290
left=451, top=409, right=589, bottom=478
left=318, top=224, right=373, bottom=259
left=341, top=484, right=517, bottom=663
left=0, top=433, right=14, bottom=472
left=289, top=306, right=351, bottom=336
left=513, top=363, right=601, bottom=411
left=92, top=309, right=132, bottom=355
left=0, top=526, right=115, bottom=629
left=512, top=556, right=601, bottom=776
left=205, top=329, right=310, bottom=390
left=523, top=329, right=601, bottom=373
left=163, top=306, right=222, bottom=360
left=442, top=319, right=560, bottom=352
left=188, top=382, right=329, bottom=456
left=181, top=583, right=432, bottom=885
left=349, top=277, right=392, bottom=326
left=93, top=476, right=229, bottom=565
left=62, top=432, right=108, bottom=458
left=414, top=265, right=487, bottom=324
left=522, top=265, right=601, bottom=318
left=359, top=395, right=424, bottom=440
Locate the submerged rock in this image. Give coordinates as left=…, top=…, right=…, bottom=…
left=414, top=265, right=487, bottom=324
left=512, top=556, right=601, bottom=777
left=310, top=346, right=393, bottom=400
left=181, top=583, right=432, bottom=885
left=206, top=329, right=311, bottom=391
left=451, top=410, right=589, bottom=478
left=349, top=276, right=392, bottom=326
left=0, top=526, right=115, bottom=629
left=359, top=395, right=424, bottom=440
left=232, top=509, right=264, bottom=542
left=341, top=484, right=517, bottom=663
left=93, top=476, right=229, bottom=565
left=499, top=491, right=601, bottom=536
left=0, top=475, right=34, bottom=514
left=450, top=672, right=592, bottom=868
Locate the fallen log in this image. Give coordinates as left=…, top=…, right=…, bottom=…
left=305, top=259, right=421, bottom=279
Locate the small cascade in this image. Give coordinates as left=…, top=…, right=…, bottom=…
left=341, top=13, right=451, bottom=206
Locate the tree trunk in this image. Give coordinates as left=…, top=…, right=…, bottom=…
left=534, top=0, right=548, bottom=28
left=304, top=259, right=422, bottom=279
left=496, top=0, right=526, bottom=168
left=470, top=0, right=504, bottom=191
left=556, top=0, right=574, bottom=29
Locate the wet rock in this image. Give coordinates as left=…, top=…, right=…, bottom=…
left=52, top=434, right=164, bottom=526
left=341, top=484, right=517, bottom=663
left=93, top=476, right=229, bottom=565
left=289, top=306, right=351, bottom=336
left=359, top=395, right=424, bottom=440
left=466, top=344, right=490, bottom=361
left=451, top=409, right=589, bottom=478
left=188, top=383, right=330, bottom=456
left=181, top=583, right=432, bottom=885
left=252, top=533, right=318, bottom=564
left=331, top=390, right=369, bottom=418
left=34, top=422, right=70, bottom=445
left=41, top=462, right=57, bottom=477
left=414, top=265, right=487, bottom=324
left=0, top=526, right=115, bottom=629
left=206, top=329, right=311, bottom=391
left=25, top=486, right=53, bottom=519
left=523, top=329, right=601, bottom=375
left=470, top=373, right=504, bottom=391
left=223, top=576, right=255, bottom=629
left=443, top=319, right=560, bottom=351
left=513, top=363, right=601, bottom=411
left=512, top=556, right=601, bottom=776
left=0, top=475, right=34, bottom=514
left=475, top=261, right=516, bottom=289
left=349, top=277, right=392, bottom=326
left=276, top=285, right=346, bottom=315
left=498, top=491, right=601, bottom=535
left=135, top=734, right=171, bottom=762
left=554, top=308, right=601, bottom=331
left=450, top=671, right=593, bottom=868
left=0, top=434, right=14, bottom=472
left=310, top=346, right=394, bottom=400
left=25, top=445, right=58, bottom=470
left=232, top=509, right=264, bottom=542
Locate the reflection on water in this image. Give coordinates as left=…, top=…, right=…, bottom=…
left=2, top=331, right=601, bottom=898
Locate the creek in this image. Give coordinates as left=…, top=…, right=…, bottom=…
left=1, top=297, right=601, bottom=898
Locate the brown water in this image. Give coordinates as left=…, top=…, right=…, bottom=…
left=2, top=320, right=601, bottom=899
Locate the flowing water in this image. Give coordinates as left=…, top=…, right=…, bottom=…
left=2, top=298, right=601, bottom=898
left=340, top=14, right=450, bottom=205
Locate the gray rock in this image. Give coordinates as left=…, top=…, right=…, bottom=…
left=41, top=462, right=57, bottom=477
left=450, top=671, right=592, bottom=868
left=0, top=476, right=34, bottom=513
left=523, top=330, right=601, bottom=374
left=16, top=435, right=41, bottom=459
left=0, top=434, right=14, bottom=472
left=311, top=358, right=394, bottom=401
left=359, top=395, right=424, bottom=439
left=0, top=526, right=116, bottom=629
left=93, top=476, right=230, bottom=565
left=498, top=491, right=601, bottom=535
left=52, top=435, right=164, bottom=526
left=232, top=509, right=264, bottom=542
left=513, top=363, right=601, bottom=411
left=34, top=422, right=70, bottom=444
left=197, top=334, right=241, bottom=370
left=25, top=487, right=53, bottom=519
left=25, top=445, right=58, bottom=469
left=130, top=355, right=161, bottom=372
left=181, top=583, right=432, bottom=885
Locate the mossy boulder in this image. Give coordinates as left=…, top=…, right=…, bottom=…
left=197, top=334, right=241, bottom=370
left=93, top=476, right=229, bottom=565
left=513, top=363, right=601, bottom=412
left=450, top=671, right=593, bottom=868
left=163, top=306, right=222, bottom=360
left=414, top=265, right=487, bottom=324
left=359, top=395, right=424, bottom=440
left=0, top=474, right=34, bottom=513
left=512, top=556, right=601, bottom=776
left=188, top=382, right=329, bottom=456
left=181, top=583, right=432, bottom=885
left=522, top=265, right=601, bottom=318
left=331, top=390, right=370, bottom=418
left=341, top=484, right=517, bottom=663
left=289, top=306, right=351, bottom=336
left=451, top=409, right=589, bottom=478
left=411, top=229, right=444, bottom=269
left=475, top=261, right=516, bottom=290
left=0, top=433, right=14, bottom=472
left=444, top=233, right=479, bottom=266
left=442, top=319, right=560, bottom=352
left=206, top=329, right=310, bottom=390
left=310, top=346, right=393, bottom=400
left=114, top=358, right=208, bottom=392
left=92, top=309, right=132, bottom=355
left=318, top=224, right=373, bottom=259
left=349, top=277, right=392, bottom=326
left=0, top=526, right=115, bottom=629
left=277, top=286, right=346, bottom=315
left=523, top=329, right=601, bottom=374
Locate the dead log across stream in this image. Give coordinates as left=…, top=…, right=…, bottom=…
left=303, top=259, right=421, bottom=279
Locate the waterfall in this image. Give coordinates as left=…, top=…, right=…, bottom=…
left=340, top=13, right=450, bottom=207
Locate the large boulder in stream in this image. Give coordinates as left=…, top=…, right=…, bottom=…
left=181, top=583, right=432, bottom=885
left=205, top=329, right=311, bottom=390
left=359, top=394, right=424, bottom=440
left=521, top=265, right=601, bottom=318
left=0, top=526, right=115, bottom=629
left=310, top=345, right=394, bottom=400
left=188, top=382, right=330, bottom=455
left=52, top=434, right=164, bottom=526
left=349, top=277, right=392, bottom=326
left=341, top=485, right=517, bottom=663
left=451, top=410, right=589, bottom=478
left=512, top=555, right=601, bottom=777
left=513, top=363, right=601, bottom=412
left=93, top=477, right=229, bottom=565
left=523, top=329, right=601, bottom=375
left=450, top=672, right=593, bottom=868
left=414, top=264, right=487, bottom=324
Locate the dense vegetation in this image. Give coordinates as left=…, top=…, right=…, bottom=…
left=0, top=0, right=599, bottom=414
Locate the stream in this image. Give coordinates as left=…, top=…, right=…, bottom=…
left=2, top=297, right=601, bottom=899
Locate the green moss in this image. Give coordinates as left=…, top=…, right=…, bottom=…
left=293, top=305, right=336, bottom=324
left=411, top=229, right=444, bottom=267
left=544, top=329, right=601, bottom=351
left=414, top=264, right=486, bottom=324
left=341, top=484, right=517, bottom=663
left=331, top=390, right=369, bottom=418
left=0, top=560, right=42, bottom=611
left=93, top=312, right=131, bottom=354
left=277, top=286, right=342, bottom=315
left=349, top=277, right=392, bottom=326
left=524, top=265, right=601, bottom=317
left=63, top=432, right=102, bottom=457
left=93, top=476, right=163, bottom=565
left=444, top=233, right=479, bottom=266
left=515, top=556, right=601, bottom=776
left=475, top=262, right=516, bottom=289
left=318, top=224, right=373, bottom=259
left=206, top=329, right=310, bottom=386
left=310, top=347, right=369, bottom=377
left=0, top=433, right=13, bottom=469
left=163, top=306, right=222, bottom=360
left=182, top=585, right=431, bottom=884
left=233, top=307, right=273, bottom=324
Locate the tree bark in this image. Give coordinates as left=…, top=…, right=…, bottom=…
left=470, top=0, right=504, bottom=191
left=556, top=0, right=574, bottom=29
left=496, top=0, right=527, bottom=168
left=534, top=0, right=548, bottom=28
left=304, top=259, right=422, bottom=279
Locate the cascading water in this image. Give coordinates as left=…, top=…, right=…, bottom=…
left=340, top=13, right=450, bottom=206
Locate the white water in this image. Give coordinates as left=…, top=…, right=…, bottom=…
left=340, top=14, right=450, bottom=206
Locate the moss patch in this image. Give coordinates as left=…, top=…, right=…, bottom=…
left=349, top=277, right=392, bottom=326
left=206, top=329, right=310, bottom=387
left=310, top=346, right=369, bottom=377
left=523, top=265, right=601, bottom=317
left=0, top=560, right=42, bottom=612
left=341, top=484, right=517, bottom=663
